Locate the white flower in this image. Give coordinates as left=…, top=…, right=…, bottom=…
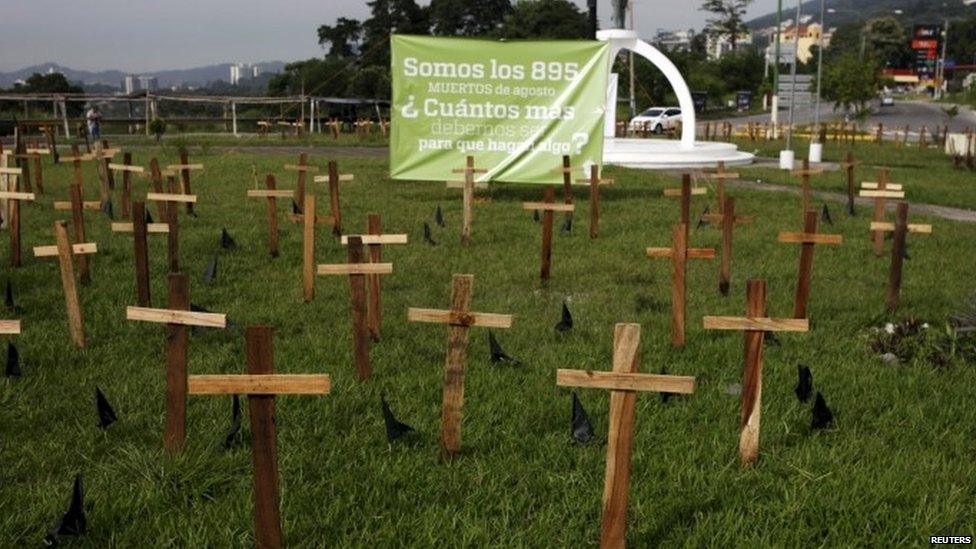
left=884, top=323, right=895, bottom=334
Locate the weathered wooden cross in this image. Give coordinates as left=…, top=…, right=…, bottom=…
left=187, top=325, right=330, bottom=548
left=312, top=161, right=354, bottom=235
left=522, top=186, right=575, bottom=280
left=407, top=274, right=513, bottom=458
left=108, top=153, right=145, bottom=219
left=298, top=194, right=337, bottom=302
left=50, top=183, right=95, bottom=284
left=790, top=158, right=823, bottom=220
left=318, top=235, right=394, bottom=380
left=703, top=196, right=755, bottom=296
left=839, top=151, right=860, bottom=215
left=550, top=155, right=577, bottom=227
left=33, top=221, right=98, bottom=348
left=283, top=153, right=317, bottom=213
left=703, top=279, right=809, bottom=466
left=168, top=152, right=203, bottom=214
left=339, top=214, right=407, bottom=340
left=663, top=174, right=707, bottom=240
left=148, top=179, right=195, bottom=272
left=127, top=273, right=227, bottom=453
left=0, top=170, right=32, bottom=267
left=777, top=211, right=843, bottom=318
left=111, top=201, right=171, bottom=306
left=452, top=156, right=488, bottom=246
left=870, top=202, right=933, bottom=312
left=859, top=169, right=904, bottom=257
left=246, top=174, right=292, bottom=258
left=646, top=223, right=715, bottom=347
left=555, top=323, right=695, bottom=548
left=701, top=160, right=739, bottom=216
left=576, top=164, right=614, bottom=238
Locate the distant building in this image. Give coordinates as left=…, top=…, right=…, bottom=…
left=230, top=63, right=260, bottom=85
left=705, top=31, right=753, bottom=60
left=230, top=64, right=242, bottom=85
left=122, top=75, right=139, bottom=94
left=764, top=23, right=832, bottom=64
left=138, top=76, right=157, bottom=92
left=251, top=65, right=261, bottom=78
left=654, top=29, right=695, bottom=52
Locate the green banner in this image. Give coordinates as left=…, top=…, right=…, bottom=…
left=390, top=35, right=608, bottom=184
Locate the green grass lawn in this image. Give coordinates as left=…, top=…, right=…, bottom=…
left=2, top=144, right=976, bottom=546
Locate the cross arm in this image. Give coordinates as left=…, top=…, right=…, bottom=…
left=556, top=369, right=695, bottom=394
left=869, top=222, right=933, bottom=234
left=317, top=263, right=394, bottom=275
left=522, top=202, right=575, bottom=212
left=126, top=306, right=226, bottom=328
left=861, top=182, right=903, bottom=191
left=0, top=167, right=23, bottom=175
left=859, top=190, right=905, bottom=199
left=166, top=163, right=204, bottom=171
left=446, top=180, right=489, bottom=189
left=247, top=189, right=295, bottom=198
left=53, top=201, right=101, bottom=211
left=111, top=222, right=171, bottom=233
left=702, top=316, right=809, bottom=332
left=407, top=308, right=513, bottom=329
left=646, top=247, right=715, bottom=259
left=0, top=191, right=35, bottom=201
left=575, top=178, right=614, bottom=186
left=108, top=163, right=145, bottom=173
left=188, top=374, right=331, bottom=395
left=0, top=319, right=21, bottom=334
left=313, top=174, right=354, bottom=183
left=339, top=234, right=408, bottom=245
left=147, top=192, right=197, bottom=203
left=33, top=243, right=97, bottom=257
left=663, top=187, right=707, bottom=197
left=777, top=232, right=843, bottom=245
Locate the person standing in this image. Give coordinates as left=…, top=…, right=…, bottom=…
left=86, top=104, right=102, bottom=140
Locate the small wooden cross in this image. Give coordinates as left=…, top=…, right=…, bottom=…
left=408, top=274, right=513, bottom=458
left=246, top=174, right=292, bottom=258
left=111, top=201, right=171, bottom=306
left=187, top=325, right=330, bottom=549
left=705, top=197, right=755, bottom=296
left=452, top=156, right=488, bottom=246
left=33, top=221, right=98, bottom=348
left=790, top=158, right=823, bottom=219
left=127, top=273, right=227, bottom=453
left=663, top=174, right=706, bottom=241
left=148, top=158, right=169, bottom=221
left=646, top=223, right=715, bottom=347
left=283, top=153, right=317, bottom=213
left=703, top=279, right=809, bottom=466
left=167, top=152, right=203, bottom=214
left=109, top=153, right=145, bottom=219
left=148, top=179, right=193, bottom=273
left=859, top=168, right=904, bottom=257
left=298, top=194, right=337, bottom=302
left=556, top=323, right=695, bottom=548
left=339, top=214, right=407, bottom=340
left=0, top=173, right=32, bottom=268
left=59, top=182, right=93, bottom=285
left=92, top=142, right=112, bottom=204
left=318, top=236, right=394, bottom=380
left=312, top=161, right=355, bottom=235
left=869, top=202, right=933, bottom=312
left=576, top=164, right=614, bottom=238
left=522, top=186, right=575, bottom=280
left=839, top=151, right=860, bottom=215
left=550, top=155, right=577, bottom=227
left=777, top=211, right=843, bottom=318
left=701, top=160, right=739, bottom=215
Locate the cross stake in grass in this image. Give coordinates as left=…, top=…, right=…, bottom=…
left=452, top=156, right=488, bottom=246
left=246, top=175, right=292, bottom=258
left=188, top=325, right=330, bottom=549
left=408, top=274, right=513, bottom=458
left=126, top=273, right=227, bottom=453
left=701, top=160, right=739, bottom=215
left=703, top=279, right=809, bottom=467
left=556, top=323, right=695, bottom=548
left=663, top=174, right=706, bottom=240
left=168, top=152, right=203, bottom=214
left=523, top=186, right=575, bottom=280
left=839, top=151, right=860, bottom=215
left=869, top=202, right=933, bottom=312
left=111, top=201, right=171, bottom=306
left=148, top=181, right=194, bottom=273
left=702, top=197, right=754, bottom=296
left=0, top=172, right=33, bottom=268
left=283, top=153, right=317, bottom=214
left=33, top=221, right=98, bottom=348
left=646, top=223, right=715, bottom=347
left=312, top=161, right=354, bottom=236
left=148, top=158, right=169, bottom=221
left=777, top=211, right=843, bottom=318
left=552, top=155, right=576, bottom=227
left=859, top=169, right=904, bottom=257
left=297, top=194, right=337, bottom=302
left=318, top=236, right=394, bottom=380
left=576, top=164, right=614, bottom=238
left=109, top=153, right=145, bottom=219
left=68, top=183, right=92, bottom=285
left=339, top=214, right=407, bottom=341
left=790, top=159, right=823, bottom=220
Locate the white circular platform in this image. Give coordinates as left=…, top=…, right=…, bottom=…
left=603, top=138, right=755, bottom=170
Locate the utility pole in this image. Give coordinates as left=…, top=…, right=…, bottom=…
left=785, top=0, right=802, bottom=152
left=771, top=0, right=783, bottom=137
left=627, top=0, right=636, bottom=119
left=935, top=18, right=949, bottom=100
left=810, top=0, right=826, bottom=162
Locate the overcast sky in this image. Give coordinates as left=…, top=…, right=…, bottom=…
left=1, top=0, right=782, bottom=72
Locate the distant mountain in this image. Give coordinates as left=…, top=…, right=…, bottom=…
left=747, top=0, right=972, bottom=30
left=0, top=61, right=286, bottom=90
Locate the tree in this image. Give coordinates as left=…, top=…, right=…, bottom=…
left=428, top=0, right=511, bottom=36
left=317, top=17, right=363, bottom=58
left=822, top=53, right=881, bottom=116
left=863, top=17, right=910, bottom=67
left=361, top=0, right=430, bottom=68
left=700, top=0, right=753, bottom=51
left=267, top=58, right=352, bottom=98
left=494, top=0, right=589, bottom=40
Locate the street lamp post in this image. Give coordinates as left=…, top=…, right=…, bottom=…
left=809, top=0, right=827, bottom=163
left=771, top=0, right=783, bottom=138
left=780, top=0, right=802, bottom=169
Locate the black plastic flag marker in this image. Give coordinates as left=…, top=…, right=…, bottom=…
left=821, top=203, right=833, bottom=225
left=202, top=255, right=218, bottom=284
left=5, top=342, right=20, bottom=378
left=145, top=208, right=154, bottom=224
left=560, top=217, right=572, bottom=235
left=100, top=199, right=114, bottom=219
left=95, top=387, right=117, bottom=429
left=764, top=330, right=780, bottom=346
left=488, top=330, right=520, bottom=365
left=794, top=364, right=813, bottom=403
left=381, top=395, right=414, bottom=443
left=223, top=395, right=243, bottom=449
left=571, top=392, right=594, bottom=443
left=435, top=205, right=445, bottom=227
left=532, top=209, right=540, bottom=222
left=44, top=474, right=87, bottom=545
left=292, top=200, right=301, bottom=215
left=659, top=366, right=673, bottom=404
left=696, top=206, right=711, bottom=230
left=423, top=222, right=437, bottom=246
left=219, top=228, right=237, bottom=250
left=554, top=302, right=573, bottom=332
left=811, top=392, right=834, bottom=430
left=5, top=279, right=14, bottom=309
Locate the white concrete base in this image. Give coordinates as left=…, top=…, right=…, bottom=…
left=779, top=149, right=795, bottom=170
left=603, top=138, right=754, bottom=170
left=809, top=142, right=823, bottom=163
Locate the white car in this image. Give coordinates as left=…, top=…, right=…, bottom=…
left=629, top=107, right=682, bottom=134
left=881, top=96, right=894, bottom=107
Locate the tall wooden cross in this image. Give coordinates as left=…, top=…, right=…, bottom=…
left=339, top=214, right=407, bottom=340
left=127, top=273, right=227, bottom=453
left=523, top=186, right=575, bottom=280
left=283, top=153, right=317, bottom=213
left=777, top=211, right=843, bottom=318
left=188, top=325, right=330, bottom=549
left=51, top=183, right=95, bottom=284
left=663, top=174, right=707, bottom=240
left=703, top=279, right=809, bottom=466
left=33, top=221, right=98, bottom=348
left=702, top=197, right=755, bottom=296
left=646, top=223, right=715, bottom=347
left=839, top=151, right=860, bottom=215
left=312, top=161, right=354, bottom=235
left=859, top=169, right=904, bottom=257
left=147, top=181, right=195, bottom=273
left=576, top=164, right=614, bottom=238
left=318, top=236, right=394, bottom=380
left=108, top=153, right=145, bottom=219
left=452, top=156, right=488, bottom=246
left=556, top=323, right=695, bottom=548
left=296, top=194, right=336, bottom=302
left=111, top=201, right=171, bottom=306
left=790, top=159, right=823, bottom=220
left=0, top=171, right=32, bottom=268
left=168, top=152, right=203, bottom=214
left=407, top=274, right=513, bottom=458
left=246, top=174, right=292, bottom=258
left=869, top=202, right=933, bottom=312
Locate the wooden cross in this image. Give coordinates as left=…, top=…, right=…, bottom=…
left=127, top=273, right=227, bottom=453
left=646, top=223, right=715, bottom=347
left=576, top=164, right=614, bottom=238
left=246, top=174, right=292, bottom=258
left=407, top=274, right=513, bottom=458
left=839, top=152, right=860, bottom=215
left=522, top=186, right=575, bottom=280
left=0, top=173, right=32, bottom=268
left=11, top=138, right=33, bottom=193
left=663, top=174, right=706, bottom=241
left=50, top=182, right=94, bottom=285
left=556, top=323, right=695, bottom=548
left=11, top=146, right=44, bottom=194
left=339, top=214, right=407, bottom=340
left=312, top=161, right=354, bottom=235
left=148, top=176, right=193, bottom=272
left=550, top=155, right=577, bottom=226
left=167, top=152, right=203, bottom=214
left=701, top=160, right=739, bottom=215
left=790, top=158, right=823, bottom=220
left=704, top=197, right=755, bottom=296
left=870, top=202, right=933, bottom=312
left=859, top=169, right=905, bottom=257
left=283, top=153, right=317, bottom=213
left=188, top=325, right=330, bottom=549
left=111, top=201, right=171, bottom=306
left=777, top=211, right=843, bottom=318
left=92, top=141, right=112, bottom=204
left=98, top=140, right=116, bottom=190
left=327, top=118, right=341, bottom=140
left=318, top=235, right=394, bottom=380
left=33, top=221, right=98, bottom=348
left=451, top=156, right=488, bottom=246
left=147, top=158, right=169, bottom=221
left=703, top=279, right=809, bottom=466
left=298, top=194, right=337, bottom=302
left=109, top=153, right=145, bottom=219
